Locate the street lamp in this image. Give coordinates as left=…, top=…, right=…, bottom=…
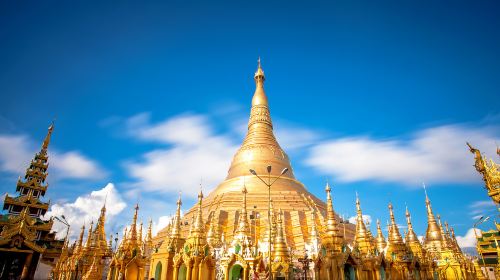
left=54, top=216, right=70, bottom=244
left=473, top=216, right=490, bottom=275
left=249, top=165, right=288, bottom=280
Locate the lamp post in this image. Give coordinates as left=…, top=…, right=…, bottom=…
left=54, top=215, right=70, bottom=243
left=473, top=216, right=490, bottom=276
left=249, top=165, right=289, bottom=280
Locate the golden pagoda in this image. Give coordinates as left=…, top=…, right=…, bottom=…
left=147, top=60, right=479, bottom=280
left=0, top=124, right=65, bottom=279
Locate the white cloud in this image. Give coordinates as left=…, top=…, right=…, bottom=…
left=0, top=134, right=106, bottom=181
left=274, top=123, right=322, bottom=150
left=306, top=124, right=499, bottom=185
left=153, top=215, right=173, bottom=236
left=469, top=200, right=496, bottom=216
left=0, top=135, right=33, bottom=174
left=124, top=113, right=238, bottom=197
left=348, top=214, right=372, bottom=225
left=45, top=183, right=127, bottom=240
left=51, top=151, right=107, bottom=180
left=456, top=228, right=480, bottom=248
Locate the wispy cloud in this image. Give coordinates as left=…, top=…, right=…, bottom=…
left=124, top=113, right=238, bottom=198
left=306, top=124, right=499, bottom=186
left=0, top=134, right=107, bottom=181
left=46, top=183, right=127, bottom=240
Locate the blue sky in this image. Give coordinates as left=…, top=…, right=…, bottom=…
left=0, top=1, right=499, bottom=248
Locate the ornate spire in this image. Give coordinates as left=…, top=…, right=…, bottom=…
left=146, top=218, right=153, bottom=246
left=232, top=185, right=252, bottom=250
left=323, top=182, right=343, bottom=251
left=387, top=203, right=404, bottom=244
left=423, top=185, right=443, bottom=252
left=84, top=221, right=94, bottom=250
left=273, top=209, right=289, bottom=261
left=405, top=206, right=420, bottom=244
left=386, top=203, right=407, bottom=260
left=405, top=206, right=423, bottom=257
left=129, top=204, right=139, bottom=245
left=437, top=215, right=450, bottom=249
left=354, top=193, right=374, bottom=255
left=41, top=122, right=54, bottom=154
left=93, top=201, right=108, bottom=250
left=375, top=219, right=387, bottom=253
left=190, top=188, right=205, bottom=237
left=170, top=193, right=182, bottom=240
left=226, top=59, right=295, bottom=180
left=75, top=223, right=86, bottom=255
left=139, top=221, right=143, bottom=244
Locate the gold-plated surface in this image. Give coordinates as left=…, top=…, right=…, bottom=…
left=468, top=142, right=500, bottom=204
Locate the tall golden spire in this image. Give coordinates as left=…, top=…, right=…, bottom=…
left=387, top=203, right=404, bottom=244
left=375, top=219, right=387, bottom=253
left=405, top=206, right=420, bottom=244
left=354, top=193, right=374, bottom=255
left=226, top=58, right=295, bottom=180
left=84, top=221, right=94, bottom=250
left=170, top=193, right=182, bottom=240
left=93, top=202, right=108, bottom=250
left=139, top=221, right=143, bottom=244
left=273, top=209, right=290, bottom=261
left=437, top=215, right=450, bottom=249
left=423, top=185, right=443, bottom=252
left=146, top=218, right=153, bottom=247
left=190, top=188, right=205, bottom=238
left=323, top=182, right=343, bottom=251
left=405, top=206, right=423, bottom=257
left=232, top=185, right=252, bottom=249
left=75, top=223, right=86, bottom=255
left=386, top=203, right=407, bottom=260
left=129, top=204, right=139, bottom=244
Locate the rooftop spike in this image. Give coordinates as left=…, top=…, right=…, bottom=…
left=375, top=219, right=387, bottom=253
left=170, top=193, right=182, bottom=239
left=323, top=182, right=343, bottom=252
left=422, top=187, right=444, bottom=253
left=354, top=194, right=374, bottom=255
left=41, top=122, right=54, bottom=153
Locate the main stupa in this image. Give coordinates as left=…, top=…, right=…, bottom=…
left=155, top=60, right=355, bottom=252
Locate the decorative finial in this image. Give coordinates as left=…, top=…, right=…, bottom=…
left=41, top=121, right=55, bottom=151
left=254, top=57, right=265, bottom=81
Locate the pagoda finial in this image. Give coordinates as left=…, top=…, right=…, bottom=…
left=354, top=194, right=373, bottom=255
left=84, top=221, right=94, bottom=249
left=41, top=122, right=54, bottom=152
left=189, top=185, right=205, bottom=238
left=387, top=203, right=403, bottom=243
left=232, top=183, right=252, bottom=250
left=375, top=219, right=387, bottom=253
left=129, top=204, right=139, bottom=244
left=422, top=185, right=443, bottom=252
left=323, top=182, right=343, bottom=251
left=405, top=207, right=420, bottom=244
left=75, top=222, right=86, bottom=255
left=139, top=221, right=143, bottom=243
left=254, top=56, right=265, bottom=82
left=170, top=193, right=182, bottom=239
left=273, top=209, right=289, bottom=261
